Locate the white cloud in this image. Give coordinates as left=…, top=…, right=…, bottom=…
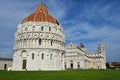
left=46, top=0, right=75, bottom=24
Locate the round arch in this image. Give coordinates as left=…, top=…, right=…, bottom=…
left=20, top=50, right=27, bottom=58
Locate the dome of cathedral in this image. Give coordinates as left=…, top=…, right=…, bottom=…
left=22, top=3, right=59, bottom=25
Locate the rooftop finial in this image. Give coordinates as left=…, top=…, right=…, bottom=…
left=40, top=2, right=43, bottom=4
left=41, top=0, right=46, bottom=4
left=35, top=2, right=48, bottom=13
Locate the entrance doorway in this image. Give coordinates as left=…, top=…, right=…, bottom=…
left=4, top=64, right=7, bottom=70
left=22, top=60, right=27, bottom=69
left=64, top=62, right=66, bottom=69
left=77, top=62, right=80, bottom=69
left=70, top=63, right=73, bottom=69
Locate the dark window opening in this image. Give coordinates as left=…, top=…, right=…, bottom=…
left=39, top=39, right=41, bottom=45
left=51, top=39, right=53, bottom=46
left=62, top=52, right=64, bottom=56
left=64, top=62, right=66, bottom=69
left=22, top=60, right=26, bottom=69
left=65, top=65, right=66, bottom=69
left=70, top=63, right=73, bottom=69
left=77, top=62, right=80, bottom=69
left=42, top=53, right=44, bottom=60
left=50, top=54, right=52, bottom=60
left=49, top=27, right=51, bottom=31
left=98, top=66, right=99, bottom=69
left=78, top=65, right=80, bottom=69
left=32, top=53, right=34, bottom=60
left=41, top=26, right=43, bottom=30
left=4, top=64, right=7, bottom=70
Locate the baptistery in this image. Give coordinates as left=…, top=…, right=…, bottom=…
left=12, top=3, right=65, bottom=70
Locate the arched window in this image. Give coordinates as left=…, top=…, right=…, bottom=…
left=41, top=26, right=43, bottom=31
left=42, top=53, right=44, bottom=60
left=32, top=26, right=35, bottom=31
left=49, top=27, right=51, bottom=31
left=32, top=53, right=34, bottom=60
left=50, top=54, right=52, bottom=60
left=25, top=27, right=28, bottom=31
left=39, top=39, right=41, bottom=45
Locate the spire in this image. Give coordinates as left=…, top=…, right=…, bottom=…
left=79, top=43, right=85, bottom=48
left=98, top=43, right=106, bottom=54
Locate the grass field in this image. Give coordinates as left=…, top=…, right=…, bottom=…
left=0, top=70, right=119, bottom=80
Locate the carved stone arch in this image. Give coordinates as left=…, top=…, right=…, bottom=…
left=20, top=50, right=27, bottom=58
left=30, top=50, right=37, bottom=54
left=39, top=50, right=47, bottom=53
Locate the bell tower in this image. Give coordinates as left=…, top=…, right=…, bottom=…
left=98, top=43, right=106, bottom=69
left=98, top=43, right=106, bottom=54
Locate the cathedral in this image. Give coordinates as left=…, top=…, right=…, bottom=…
left=12, top=3, right=106, bottom=71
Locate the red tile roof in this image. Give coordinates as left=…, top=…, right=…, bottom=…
left=22, top=3, right=59, bottom=25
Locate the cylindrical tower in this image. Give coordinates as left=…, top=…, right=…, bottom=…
left=12, top=3, right=65, bottom=70
left=98, top=43, right=106, bottom=69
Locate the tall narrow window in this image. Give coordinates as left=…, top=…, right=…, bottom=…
left=49, top=27, right=51, bottom=31
left=25, top=27, right=28, bottom=31
left=51, top=39, right=53, bottom=46
left=65, top=65, right=66, bottom=69
left=39, top=39, right=41, bottom=45
left=50, top=54, right=52, bottom=60
left=42, top=53, right=44, bottom=60
left=64, top=62, right=66, bottom=69
left=41, top=26, right=43, bottom=31
left=32, top=53, right=34, bottom=60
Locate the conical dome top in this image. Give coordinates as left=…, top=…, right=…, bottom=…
left=22, top=3, right=59, bottom=25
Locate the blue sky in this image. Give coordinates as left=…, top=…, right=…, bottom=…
left=0, top=0, right=120, bottom=62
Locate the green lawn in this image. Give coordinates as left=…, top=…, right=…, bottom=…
left=0, top=70, right=119, bottom=80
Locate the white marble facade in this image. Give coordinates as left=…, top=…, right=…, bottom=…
left=64, top=43, right=106, bottom=69
left=0, top=58, right=12, bottom=70
left=12, top=21, right=65, bottom=70
left=12, top=3, right=106, bottom=71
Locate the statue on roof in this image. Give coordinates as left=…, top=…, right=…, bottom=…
left=79, top=43, right=85, bottom=48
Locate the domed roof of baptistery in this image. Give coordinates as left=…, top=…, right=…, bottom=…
left=22, top=3, right=59, bottom=25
